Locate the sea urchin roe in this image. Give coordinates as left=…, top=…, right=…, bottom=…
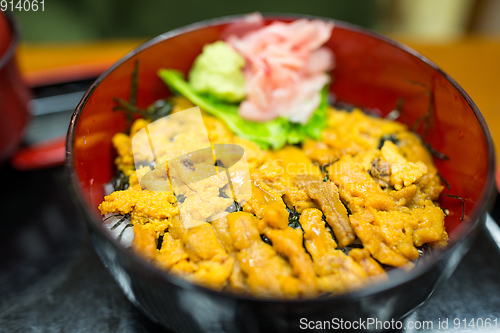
left=294, top=174, right=354, bottom=248
left=307, top=108, right=407, bottom=163
left=300, top=208, right=371, bottom=293
left=99, top=185, right=178, bottom=220
left=265, top=228, right=319, bottom=298
left=348, top=248, right=387, bottom=279
left=349, top=207, right=419, bottom=267
left=328, top=154, right=396, bottom=213
left=131, top=223, right=157, bottom=260
left=165, top=215, right=235, bottom=290
left=411, top=204, right=448, bottom=247
left=101, top=98, right=449, bottom=299
left=227, top=212, right=298, bottom=298
left=380, top=141, right=427, bottom=190
left=155, top=233, right=189, bottom=270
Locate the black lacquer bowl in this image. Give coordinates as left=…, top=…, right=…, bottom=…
left=66, top=14, right=496, bottom=332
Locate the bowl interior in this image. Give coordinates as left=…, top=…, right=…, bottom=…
left=69, top=17, right=494, bottom=264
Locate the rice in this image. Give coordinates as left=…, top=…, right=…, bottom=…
left=102, top=213, right=134, bottom=248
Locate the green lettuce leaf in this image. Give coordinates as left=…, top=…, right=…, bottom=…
left=158, top=69, right=328, bottom=150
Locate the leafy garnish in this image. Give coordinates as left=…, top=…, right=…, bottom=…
left=158, top=69, right=329, bottom=150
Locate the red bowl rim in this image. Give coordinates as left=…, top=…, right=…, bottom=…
left=66, top=13, right=496, bottom=305
left=0, top=12, right=19, bottom=69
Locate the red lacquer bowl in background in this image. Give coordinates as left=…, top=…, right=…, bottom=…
left=67, top=15, right=495, bottom=333
left=0, top=13, right=31, bottom=162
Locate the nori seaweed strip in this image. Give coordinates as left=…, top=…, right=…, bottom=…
left=156, top=234, right=164, bottom=250
left=344, top=202, right=352, bottom=216
left=110, top=214, right=130, bottom=230
left=404, top=79, right=450, bottom=161
left=421, top=91, right=434, bottom=139
left=411, top=115, right=426, bottom=134
left=175, top=193, right=186, bottom=204
left=302, top=232, right=314, bottom=261
left=414, top=244, right=436, bottom=267
left=113, top=97, right=145, bottom=122
left=113, top=60, right=174, bottom=126
left=323, top=167, right=329, bottom=182
left=334, top=101, right=355, bottom=113
left=442, top=194, right=465, bottom=221
left=114, top=97, right=174, bottom=122
left=423, top=142, right=450, bottom=160
left=111, top=60, right=140, bottom=126
left=146, top=99, right=173, bottom=121
left=378, top=134, right=399, bottom=149
left=385, top=97, right=404, bottom=120
left=340, top=242, right=364, bottom=255
left=226, top=201, right=243, bottom=213
left=417, top=243, right=433, bottom=257
left=287, top=207, right=302, bottom=229
left=410, top=116, right=450, bottom=161
left=113, top=171, right=129, bottom=191
left=130, top=60, right=139, bottom=107
left=438, top=172, right=452, bottom=190
left=395, top=96, right=404, bottom=112
left=334, top=101, right=381, bottom=116
left=117, top=223, right=134, bottom=242
left=261, top=234, right=272, bottom=245
left=323, top=214, right=338, bottom=244
left=103, top=214, right=119, bottom=222
left=219, top=187, right=231, bottom=198
left=410, top=88, right=433, bottom=139
left=320, top=164, right=331, bottom=179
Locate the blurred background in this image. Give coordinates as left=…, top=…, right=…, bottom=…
left=11, top=0, right=500, bottom=42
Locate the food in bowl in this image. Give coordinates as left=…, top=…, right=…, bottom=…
left=98, top=14, right=449, bottom=299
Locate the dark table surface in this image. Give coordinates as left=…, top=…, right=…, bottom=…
left=1, top=83, right=500, bottom=332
